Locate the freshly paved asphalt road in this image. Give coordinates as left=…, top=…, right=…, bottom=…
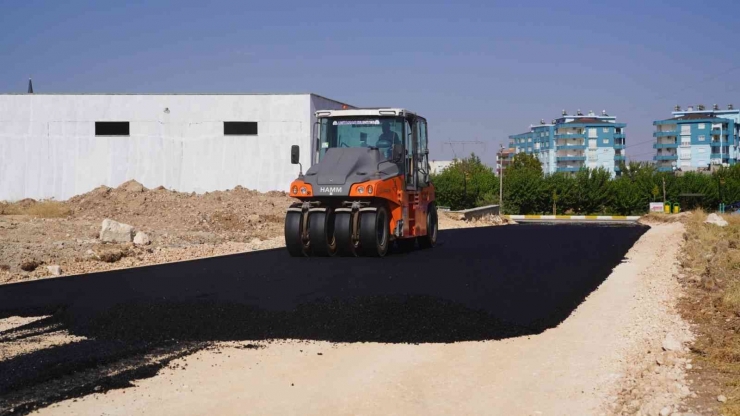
left=0, top=224, right=648, bottom=414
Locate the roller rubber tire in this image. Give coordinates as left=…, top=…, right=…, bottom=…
left=418, top=203, right=438, bottom=249
left=334, top=212, right=358, bottom=257
left=285, top=211, right=308, bottom=257
left=309, top=209, right=337, bottom=257
left=359, top=205, right=389, bottom=257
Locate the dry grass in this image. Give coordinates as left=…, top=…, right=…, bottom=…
left=0, top=200, right=71, bottom=218
left=682, top=209, right=740, bottom=298
left=679, top=209, right=740, bottom=414
left=640, top=211, right=689, bottom=224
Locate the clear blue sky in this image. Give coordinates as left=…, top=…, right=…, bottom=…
left=2, top=0, right=739, bottom=165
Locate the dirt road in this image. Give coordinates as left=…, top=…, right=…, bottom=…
left=27, top=223, right=690, bottom=416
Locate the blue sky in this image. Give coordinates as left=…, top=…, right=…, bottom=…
left=2, top=0, right=739, bottom=165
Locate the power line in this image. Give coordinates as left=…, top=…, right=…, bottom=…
left=624, top=137, right=657, bottom=149
left=441, top=140, right=487, bottom=159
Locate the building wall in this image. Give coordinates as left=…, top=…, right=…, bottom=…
left=653, top=110, right=740, bottom=171
left=0, top=93, right=349, bottom=201
left=509, top=125, right=557, bottom=175
left=429, top=160, right=453, bottom=174
left=509, top=115, right=625, bottom=177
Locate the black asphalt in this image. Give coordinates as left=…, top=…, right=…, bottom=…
left=0, top=224, right=648, bottom=414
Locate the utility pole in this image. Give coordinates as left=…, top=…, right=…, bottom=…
left=499, top=144, right=504, bottom=215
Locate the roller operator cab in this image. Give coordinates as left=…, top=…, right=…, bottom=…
left=284, top=108, right=438, bottom=257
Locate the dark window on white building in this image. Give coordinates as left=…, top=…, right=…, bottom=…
left=224, top=122, right=258, bottom=135
left=95, top=122, right=129, bottom=136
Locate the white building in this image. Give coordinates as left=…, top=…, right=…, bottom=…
left=429, top=160, right=454, bottom=174
left=0, top=93, right=351, bottom=201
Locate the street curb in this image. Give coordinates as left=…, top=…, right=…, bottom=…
left=506, top=215, right=641, bottom=222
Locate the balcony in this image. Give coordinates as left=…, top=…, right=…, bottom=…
left=711, top=153, right=730, bottom=159
left=557, top=144, right=588, bottom=150
left=613, top=133, right=625, bottom=140
left=554, top=133, right=586, bottom=140
left=556, top=156, right=586, bottom=162
left=710, top=129, right=729, bottom=135
left=614, top=155, right=626, bottom=161
left=556, top=167, right=582, bottom=172
left=654, top=155, right=678, bottom=161
left=657, top=166, right=674, bottom=172
left=653, top=143, right=678, bottom=149
left=653, top=131, right=677, bottom=137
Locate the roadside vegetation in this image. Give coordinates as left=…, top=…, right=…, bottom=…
left=679, top=211, right=740, bottom=414
left=432, top=153, right=740, bottom=214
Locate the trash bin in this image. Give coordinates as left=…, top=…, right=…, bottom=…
left=672, top=202, right=680, bottom=214
left=664, top=201, right=672, bottom=214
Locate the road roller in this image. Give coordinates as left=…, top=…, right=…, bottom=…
left=284, top=108, right=437, bottom=257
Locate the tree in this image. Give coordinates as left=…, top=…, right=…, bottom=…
left=509, top=153, right=543, bottom=175
left=503, top=168, right=546, bottom=214
left=572, top=168, right=613, bottom=214
left=543, top=172, right=577, bottom=214
left=611, top=176, right=646, bottom=215
left=431, top=153, right=497, bottom=210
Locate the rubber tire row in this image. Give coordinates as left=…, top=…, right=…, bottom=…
left=285, top=206, right=390, bottom=257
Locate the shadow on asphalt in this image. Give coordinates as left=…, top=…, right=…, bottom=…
left=0, top=224, right=648, bottom=414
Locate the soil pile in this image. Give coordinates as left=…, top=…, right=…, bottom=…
left=0, top=181, right=295, bottom=283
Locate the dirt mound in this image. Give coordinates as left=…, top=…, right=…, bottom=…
left=1, top=183, right=298, bottom=283
left=66, top=184, right=295, bottom=237
left=117, top=180, right=147, bottom=193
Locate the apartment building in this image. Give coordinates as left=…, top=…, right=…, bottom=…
left=653, top=104, right=739, bottom=172
left=508, top=110, right=626, bottom=176
left=495, top=147, right=515, bottom=174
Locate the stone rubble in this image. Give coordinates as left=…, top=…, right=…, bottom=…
left=46, top=265, right=62, bottom=276
left=100, top=219, right=134, bottom=243
left=704, top=213, right=728, bottom=227
left=133, top=232, right=151, bottom=246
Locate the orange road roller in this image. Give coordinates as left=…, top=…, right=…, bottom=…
left=284, top=108, right=438, bottom=257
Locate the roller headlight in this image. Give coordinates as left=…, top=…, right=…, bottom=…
left=292, top=186, right=298, bottom=194
left=300, top=186, right=307, bottom=195
left=357, top=186, right=365, bottom=194
left=367, top=185, right=373, bottom=195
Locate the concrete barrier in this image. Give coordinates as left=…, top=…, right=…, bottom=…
left=447, top=205, right=500, bottom=221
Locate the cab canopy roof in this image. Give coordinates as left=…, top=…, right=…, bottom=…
left=315, top=108, right=421, bottom=118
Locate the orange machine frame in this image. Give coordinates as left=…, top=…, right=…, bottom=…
left=289, top=175, right=435, bottom=240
